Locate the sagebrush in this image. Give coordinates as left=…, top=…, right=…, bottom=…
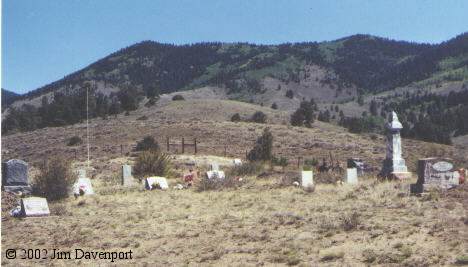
left=134, top=150, right=172, bottom=177
left=33, top=158, right=77, bottom=201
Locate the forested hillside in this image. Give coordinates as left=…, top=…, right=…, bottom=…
left=3, top=33, right=468, bottom=144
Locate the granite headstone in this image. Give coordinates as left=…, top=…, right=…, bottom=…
left=2, top=159, right=31, bottom=192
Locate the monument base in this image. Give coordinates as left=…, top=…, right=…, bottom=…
left=391, top=171, right=412, bottom=180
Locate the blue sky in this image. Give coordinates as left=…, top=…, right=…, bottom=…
left=2, top=0, right=468, bottom=94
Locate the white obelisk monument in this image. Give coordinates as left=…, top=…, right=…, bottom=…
left=380, top=111, right=411, bottom=179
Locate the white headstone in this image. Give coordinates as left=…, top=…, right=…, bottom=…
left=380, top=111, right=410, bottom=179
left=145, top=177, right=169, bottom=190
left=21, top=197, right=50, bottom=217
left=206, top=170, right=225, bottom=179
left=122, top=165, right=133, bottom=186
left=345, top=168, right=358, bottom=184
left=73, top=178, right=95, bottom=195
left=233, top=159, right=242, bottom=166
left=301, top=171, right=314, bottom=188
left=210, top=162, right=220, bottom=171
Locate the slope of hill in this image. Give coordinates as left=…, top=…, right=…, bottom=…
left=1, top=89, right=20, bottom=109
left=3, top=33, right=468, bottom=145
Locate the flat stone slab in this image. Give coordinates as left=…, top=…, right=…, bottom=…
left=145, top=177, right=169, bottom=190
left=233, top=159, right=242, bottom=166
left=21, top=197, right=50, bottom=217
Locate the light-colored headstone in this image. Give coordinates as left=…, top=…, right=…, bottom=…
left=301, top=171, right=314, bottom=188
left=122, top=165, right=134, bottom=186
left=206, top=170, right=225, bottom=179
left=345, top=168, right=358, bottom=184
left=233, top=159, right=242, bottom=166
left=73, top=178, right=95, bottom=195
left=21, top=197, right=50, bottom=217
left=380, top=111, right=410, bottom=179
left=145, top=177, right=169, bottom=190
left=210, top=162, right=220, bottom=171
left=2, top=159, right=31, bottom=193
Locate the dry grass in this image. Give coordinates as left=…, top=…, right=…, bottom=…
left=2, top=176, right=467, bottom=266
left=2, top=99, right=467, bottom=266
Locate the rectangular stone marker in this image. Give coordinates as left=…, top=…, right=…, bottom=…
left=345, top=168, right=358, bottom=184
left=145, top=177, right=169, bottom=190
left=2, top=159, right=31, bottom=193
left=73, top=178, right=95, bottom=195
left=414, top=158, right=459, bottom=191
left=21, top=197, right=50, bottom=217
left=233, top=159, right=242, bottom=166
left=210, top=162, right=220, bottom=171
left=301, top=171, right=314, bottom=188
left=206, top=170, right=225, bottom=179
left=122, top=165, right=133, bottom=186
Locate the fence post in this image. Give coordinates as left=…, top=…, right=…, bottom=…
left=297, top=156, right=302, bottom=169
left=120, top=144, right=123, bottom=156
left=74, top=149, right=77, bottom=160
left=182, top=138, right=185, bottom=154
left=194, top=138, right=197, bottom=154
left=224, top=145, right=227, bottom=157
left=166, top=137, right=169, bottom=152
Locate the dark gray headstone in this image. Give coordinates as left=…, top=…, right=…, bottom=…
left=2, top=159, right=31, bottom=193
left=415, top=158, right=459, bottom=190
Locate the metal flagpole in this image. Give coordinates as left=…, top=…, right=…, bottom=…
left=86, top=84, right=90, bottom=169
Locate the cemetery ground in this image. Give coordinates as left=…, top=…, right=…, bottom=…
left=2, top=99, right=468, bottom=266
left=2, top=165, right=467, bottom=266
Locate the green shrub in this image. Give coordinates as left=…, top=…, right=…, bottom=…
left=272, top=156, right=289, bottom=170
left=455, top=255, right=468, bottom=265
left=304, top=158, right=319, bottom=167
left=247, top=128, right=273, bottom=161
left=231, top=113, right=241, bottom=122
left=172, top=95, right=185, bottom=101
left=33, top=158, right=77, bottom=201
left=250, top=111, right=267, bottom=123
left=67, top=136, right=82, bottom=146
left=271, top=103, right=278, bottom=109
left=229, top=162, right=263, bottom=176
left=135, top=136, right=159, bottom=151
left=134, top=150, right=173, bottom=178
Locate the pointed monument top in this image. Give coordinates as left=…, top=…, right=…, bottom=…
left=387, top=111, right=403, bottom=130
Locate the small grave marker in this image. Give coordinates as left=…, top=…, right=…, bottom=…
left=301, top=171, right=314, bottom=188
left=21, top=197, right=50, bottom=217
left=345, top=168, right=358, bottom=184
left=121, top=165, right=134, bottom=186
left=210, top=162, right=220, bottom=171
left=233, top=159, right=242, bottom=166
